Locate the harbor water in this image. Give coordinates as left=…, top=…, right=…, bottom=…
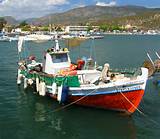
left=0, top=35, right=160, bottom=139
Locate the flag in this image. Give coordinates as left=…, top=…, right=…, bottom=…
left=18, top=36, right=24, bottom=53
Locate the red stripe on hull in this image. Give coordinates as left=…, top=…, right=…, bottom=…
left=68, top=90, right=144, bottom=114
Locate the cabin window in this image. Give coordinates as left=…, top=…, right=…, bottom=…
left=51, top=53, right=68, bottom=63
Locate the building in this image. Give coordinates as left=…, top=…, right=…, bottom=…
left=65, top=26, right=99, bottom=34
left=65, top=26, right=88, bottom=34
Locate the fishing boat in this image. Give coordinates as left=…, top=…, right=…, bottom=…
left=143, top=52, right=160, bottom=76
left=17, top=37, right=148, bottom=114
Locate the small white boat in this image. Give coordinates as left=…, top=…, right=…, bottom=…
left=25, top=34, right=53, bottom=42
left=89, top=35, right=104, bottom=39
left=0, top=35, right=11, bottom=42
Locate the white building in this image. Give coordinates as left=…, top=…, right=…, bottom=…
left=65, top=25, right=100, bottom=35
left=65, top=26, right=88, bottom=34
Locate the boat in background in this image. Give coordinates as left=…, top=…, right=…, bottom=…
left=25, top=33, right=53, bottom=42
left=90, top=35, right=104, bottom=39
left=17, top=37, right=148, bottom=114
left=0, top=33, right=12, bottom=42
left=143, top=52, right=160, bottom=76
left=61, top=33, right=104, bottom=40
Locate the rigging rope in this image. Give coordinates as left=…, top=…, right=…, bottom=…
left=52, top=88, right=98, bottom=113
left=114, top=85, right=159, bottom=126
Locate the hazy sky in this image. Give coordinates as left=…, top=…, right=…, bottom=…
left=0, top=0, right=160, bottom=19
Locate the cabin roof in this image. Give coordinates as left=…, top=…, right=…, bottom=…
left=47, top=47, right=69, bottom=55
left=48, top=51, right=69, bottom=55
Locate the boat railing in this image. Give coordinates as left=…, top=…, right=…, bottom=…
left=109, top=68, right=138, bottom=77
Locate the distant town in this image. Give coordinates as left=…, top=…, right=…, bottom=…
left=1, top=5, right=160, bottom=41
left=1, top=18, right=160, bottom=42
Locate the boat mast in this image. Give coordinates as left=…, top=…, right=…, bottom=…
left=55, top=34, right=60, bottom=51
left=17, top=36, right=25, bottom=60
left=155, top=52, right=160, bottom=59
left=49, top=15, right=52, bottom=34
left=147, top=53, right=154, bottom=66
left=90, top=37, right=97, bottom=68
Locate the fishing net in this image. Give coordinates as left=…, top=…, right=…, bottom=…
left=20, top=70, right=80, bottom=87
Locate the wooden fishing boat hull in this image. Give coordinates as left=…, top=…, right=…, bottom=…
left=48, top=68, right=148, bottom=114
left=49, top=84, right=145, bottom=114
left=68, top=89, right=144, bottom=114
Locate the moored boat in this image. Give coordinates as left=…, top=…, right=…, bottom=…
left=17, top=37, right=148, bottom=114
left=143, top=52, right=160, bottom=76
left=25, top=33, right=53, bottom=42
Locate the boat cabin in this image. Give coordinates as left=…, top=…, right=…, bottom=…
left=43, top=48, right=71, bottom=74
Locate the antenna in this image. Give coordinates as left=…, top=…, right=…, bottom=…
left=49, top=15, right=52, bottom=34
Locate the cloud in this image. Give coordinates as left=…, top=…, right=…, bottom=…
left=96, top=1, right=117, bottom=7
left=0, top=0, right=69, bottom=19
left=47, top=0, right=69, bottom=5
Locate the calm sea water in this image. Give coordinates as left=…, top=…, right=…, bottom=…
left=0, top=35, right=160, bottom=139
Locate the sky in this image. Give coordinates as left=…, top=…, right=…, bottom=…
left=0, top=0, right=160, bottom=19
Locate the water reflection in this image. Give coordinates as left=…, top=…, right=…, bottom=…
left=48, top=108, right=137, bottom=139
left=50, top=117, right=62, bottom=131
left=65, top=38, right=86, bottom=48
left=34, top=103, right=46, bottom=122
left=2, top=35, right=160, bottom=139
left=17, top=86, right=137, bottom=139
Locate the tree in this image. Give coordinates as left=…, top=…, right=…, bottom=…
left=99, top=24, right=109, bottom=32
left=0, top=18, right=7, bottom=31
left=87, top=25, right=93, bottom=32
left=55, top=26, right=63, bottom=32
left=21, top=25, right=31, bottom=31
left=40, top=26, right=49, bottom=31
left=19, top=21, right=28, bottom=27
left=110, top=25, right=123, bottom=31
left=18, top=21, right=31, bottom=31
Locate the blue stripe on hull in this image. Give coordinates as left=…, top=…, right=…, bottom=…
left=70, top=85, right=142, bottom=96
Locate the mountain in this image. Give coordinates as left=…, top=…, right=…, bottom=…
left=2, top=5, right=160, bottom=29
left=3, top=16, right=19, bottom=25
left=27, top=5, right=151, bottom=25
left=105, top=11, right=160, bottom=29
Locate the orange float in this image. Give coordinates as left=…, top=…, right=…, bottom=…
left=59, top=64, right=77, bottom=76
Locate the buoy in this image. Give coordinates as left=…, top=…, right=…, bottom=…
left=36, top=77, right=39, bottom=92
left=57, top=85, right=63, bottom=102
left=28, top=79, right=33, bottom=85
left=57, top=85, right=69, bottom=103
left=17, top=69, right=23, bottom=85
left=24, top=78, right=28, bottom=89
left=39, top=82, right=46, bottom=96
left=51, top=82, right=57, bottom=95
left=39, top=82, right=42, bottom=95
